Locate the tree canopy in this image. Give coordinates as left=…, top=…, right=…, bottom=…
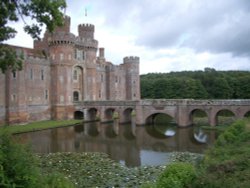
left=141, top=69, right=250, bottom=99
left=0, top=0, right=66, bottom=73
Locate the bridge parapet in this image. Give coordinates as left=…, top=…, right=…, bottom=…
left=74, top=100, right=138, bottom=107
left=140, top=99, right=250, bottom=106
left=140, top=99, right=191, bottom=106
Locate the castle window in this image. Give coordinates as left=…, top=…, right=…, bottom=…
left=82, top=51, right=85, bottom=60
left=74, top=49, right=77, bottom=59
left=41, top=69, right=44, bottom=80
left=99, top=90, right=101, bottom=98
left=73, top=70, right=77, bottom=80
left=12, top=71, right=16, bottom=78
left=12, top=94, right=16, bottom=102
left=60, top=53, right=64, bottom=60
left=73, top=91, right=79, bottom=101
left=45, top=89, right=48, bottom=100
left=115, top=76, right=118, bottom=83
left=60, top=95, right=64, bottom=103
left=75, top=49, right=85, bottom=61
left=68, top=54, right=72, bottom=60
left=30, top=69, right=33, bottom=80
left=101, top=74, right=103, bottom=82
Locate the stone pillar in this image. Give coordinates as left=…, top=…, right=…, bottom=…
left=99, top=107, right=107, bottom=122
left=135, top=104, right=145, bottom=125
left=83, top=108, right=90, bottom=121
left=177, top=100, right=192, bottom=127
left=208, top=109, right=217, bottom=127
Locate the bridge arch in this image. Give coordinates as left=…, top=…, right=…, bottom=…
left=104, top=108, right=116, bottom=122
left=215, top=109, right=236, bottom=126
left=244, top=111, right=250, bottom=117
left=74, top=111, right=83, bottom=120
left=190, top=109, right=209, bottom=126
left=87, top=108, right=98, bottom=121
left=122, top=108, right=134, bottom=123
left=145, top=112, right=176, bottom=125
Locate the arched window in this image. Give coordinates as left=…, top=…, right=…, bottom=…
left=73, top=91, right=79, bottom=101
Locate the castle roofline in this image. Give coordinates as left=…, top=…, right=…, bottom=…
left=3, top=44, right=47, bottom=58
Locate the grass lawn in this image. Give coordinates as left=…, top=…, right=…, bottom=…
left=0, top=119, right=82, bottom=134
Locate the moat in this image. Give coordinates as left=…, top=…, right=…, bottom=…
left=16, top=121, right=218, bottom=167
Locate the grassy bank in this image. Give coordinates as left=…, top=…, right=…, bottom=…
left=0, top=120, right=82, bottom=134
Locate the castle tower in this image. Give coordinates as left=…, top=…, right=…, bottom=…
left=123, top=56, right=140, bottom=100
left=76, top=23, right=98, bottom=100
left=49, top=16, right=75, bottom=119
left=78, top=23, right=94, bottom=39
left=55, top=15, right=71, bottom=33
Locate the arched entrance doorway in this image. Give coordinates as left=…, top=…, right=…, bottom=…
left=74, top=111, right=83, bottom=119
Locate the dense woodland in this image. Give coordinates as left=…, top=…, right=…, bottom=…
left=140, top=68, right=250, bottom=99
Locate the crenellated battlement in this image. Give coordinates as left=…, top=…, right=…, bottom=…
left=78, top=24, right=95, bottom=39
left=123, top=56, right=140, bottom=64
left=78, top=24, right=95, bottom=30
left=48, top=33, right=75, bottom=46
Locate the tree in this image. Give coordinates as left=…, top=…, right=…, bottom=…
left=0, top=0, right=66, bottom=73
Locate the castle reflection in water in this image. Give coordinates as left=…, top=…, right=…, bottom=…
left=16, top=121, right=218, bottom=167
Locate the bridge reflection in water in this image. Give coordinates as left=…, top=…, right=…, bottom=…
left=16, top=121, right=218, bottom=167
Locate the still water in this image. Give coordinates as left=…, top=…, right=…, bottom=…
left=16, top=120, right=218, bottom=167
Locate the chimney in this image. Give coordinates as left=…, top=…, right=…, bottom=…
left=99, top=48, right=105, bottom=58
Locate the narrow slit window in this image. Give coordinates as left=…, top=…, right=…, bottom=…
left=30, top=69, right=33, bottom=80
left=41, top=69, right=44, bottom=80
left=45, top=89, right=48, bottom=100
left=12, top=71, right=16, bottom=78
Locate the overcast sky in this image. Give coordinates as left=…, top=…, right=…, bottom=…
left=6, top=0, right=250, bottom=74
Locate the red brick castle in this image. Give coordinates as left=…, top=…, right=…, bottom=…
left=0, top=16, right=140, bottom=124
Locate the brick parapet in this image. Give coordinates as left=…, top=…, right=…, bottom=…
left=139, top=99, right=250, bottom=106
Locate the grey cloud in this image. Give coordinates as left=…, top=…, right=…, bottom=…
left=84, top=0, right=250, bottom=58
left=136, top=0, right=250, bottom=57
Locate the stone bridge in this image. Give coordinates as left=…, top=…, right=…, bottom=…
left=74, top=99, right=250, bottom=127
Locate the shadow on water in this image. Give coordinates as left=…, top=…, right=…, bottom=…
left=15, top=120, right=219, bottom=167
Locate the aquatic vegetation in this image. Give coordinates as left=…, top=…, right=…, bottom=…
left=39, top=152, right=165, bottom=187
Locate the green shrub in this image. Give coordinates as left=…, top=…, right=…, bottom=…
left=215, top=120, right=246, bottom=147
left=156, top=162, right=197, bottom=188
left=0, top=131, right=42, bottom=188
left=195, top=119, right=250, bottom=188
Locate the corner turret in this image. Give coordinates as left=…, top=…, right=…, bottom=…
left=78, top=24, right=95, bottom=39
left=123, top=56, right=140, bottom=64
left=55, top=15, right=71, bottom=33
left=123, top=56, right=140, bottom=100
